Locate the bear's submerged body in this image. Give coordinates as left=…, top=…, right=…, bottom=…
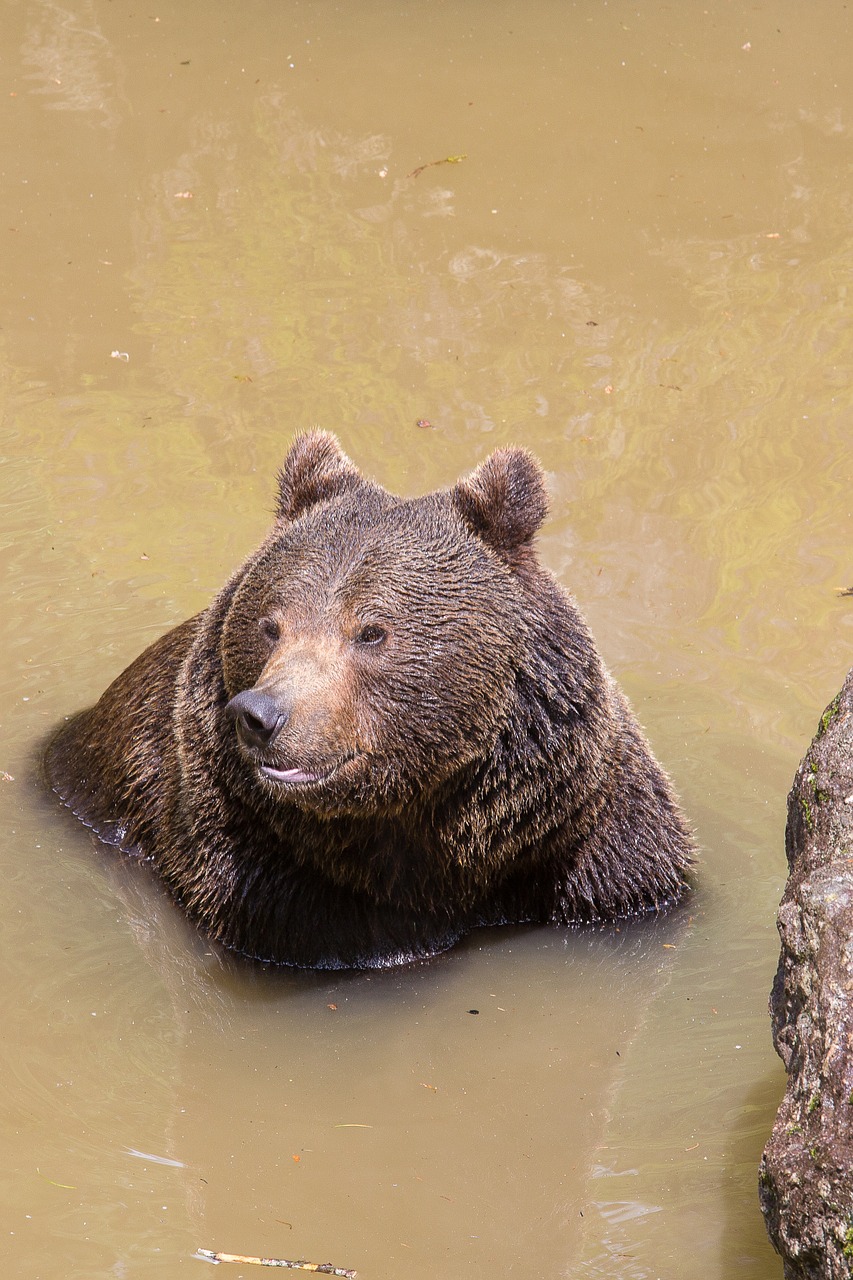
left=47, top=433, right=693, bottom=968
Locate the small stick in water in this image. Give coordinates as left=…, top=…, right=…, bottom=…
left=407, top=153, right=467, bottom=179
left=196, top=1249, right=356, bottom=1277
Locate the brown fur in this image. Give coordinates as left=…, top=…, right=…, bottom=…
left=46, top=433, right=694, bottom=968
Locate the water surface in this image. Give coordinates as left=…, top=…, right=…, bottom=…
left=3, top=2, right=853, bottom=1277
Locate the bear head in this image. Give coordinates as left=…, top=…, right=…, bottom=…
left=219, top=431, right=548, bottom=818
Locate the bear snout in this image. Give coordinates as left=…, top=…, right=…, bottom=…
left=225, top=688, right=288, bottom=751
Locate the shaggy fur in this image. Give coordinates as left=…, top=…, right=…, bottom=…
left=46, top=433, right=694, bottom=968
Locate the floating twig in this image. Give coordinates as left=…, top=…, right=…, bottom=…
left=407, top=153, right=467, bottom=179
left=196, top=1249, right=356, bottom=1277
left=36, top=1167, right=76, bottom=1189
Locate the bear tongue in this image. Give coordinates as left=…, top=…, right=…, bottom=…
left=261, top=762, right=325, bottom=785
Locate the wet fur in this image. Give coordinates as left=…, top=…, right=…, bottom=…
left=46, top=433, right=694, bottom=968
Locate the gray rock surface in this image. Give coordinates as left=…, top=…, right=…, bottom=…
left=760, top=668, right=853, bottom=1277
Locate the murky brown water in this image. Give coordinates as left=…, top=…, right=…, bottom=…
left=3, top=1, right=853, bottom=1276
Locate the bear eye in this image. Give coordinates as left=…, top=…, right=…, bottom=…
left=354, top=623, right=387, bottom=647
left=258, top=616, right=280, bottom=644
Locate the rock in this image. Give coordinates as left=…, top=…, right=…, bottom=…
left=760, top=668, right=853, bottom=1277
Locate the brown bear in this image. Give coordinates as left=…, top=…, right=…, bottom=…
left=46, top=432, right=693, bottom=969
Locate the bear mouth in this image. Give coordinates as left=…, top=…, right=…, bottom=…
left=259, top=755, right=355, bottom=787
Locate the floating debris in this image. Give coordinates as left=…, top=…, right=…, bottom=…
left=196, top=1249, right=356, bottom=1276
left=36, top=1167, right=76, bottom=1189
left=407, top=154, right=467, bottom=179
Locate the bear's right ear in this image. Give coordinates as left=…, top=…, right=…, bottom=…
left=276, top=431, right=363, bottom=521
left=452, top=446, right=548, bottom=561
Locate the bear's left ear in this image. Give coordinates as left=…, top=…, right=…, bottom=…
left=452, top=447, right=548, bottom=559
left=276, top=431, right=364, bottom=521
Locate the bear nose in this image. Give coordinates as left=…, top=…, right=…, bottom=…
left=225, top=689, right=286, bottom=750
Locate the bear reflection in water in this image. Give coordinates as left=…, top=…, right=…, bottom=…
left=46, top=432, right=694, bottom=969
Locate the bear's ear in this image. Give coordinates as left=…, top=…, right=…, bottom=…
left=452, top=447, right=548, bottom=559
left=276, top=431, right=363, bottom=521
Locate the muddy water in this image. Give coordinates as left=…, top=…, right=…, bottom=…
left=3, top=1, right=852, bottom=1276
